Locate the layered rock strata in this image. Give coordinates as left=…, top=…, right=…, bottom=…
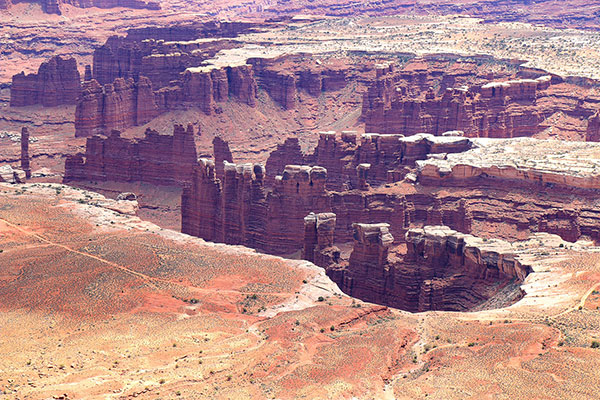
left=328, top=225, right=531, bottom=312
left=302, top=212, right=339, bottom=267
left=248, top=55, right=349, bottom=110
left=182, top=164, right=332, bottom=255
left=266, top=131, right=472, bottom=190
left=362, top=61, right=600, bottom=140
left=64, top=124, right=196, bottom=186
left=417, top=137, right=600, bottom=190
left=75, top=77, right=157, bottom=137
left=213, top=136, right=234, bottom=180
left=183, top=134, right=600, bottom=262
left=10, top=56, right=81, bottom=107
left=0, top=0, right=158, bottom=14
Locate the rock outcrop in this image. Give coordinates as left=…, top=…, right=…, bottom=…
left=266, top=131, right=472, bottom=190
left=64, top=124, right=196, bottom=186
left=213, top=136, right=233, bottom=180
left=302, top=212, right=339, bottom=268
left=20, top=127, right=31, bottom=179
left=10, top=56, right=81, bottom=107
left=75, top=77, right=157, bottom=137
left=416, top=137, right=600, bottom=191
left=0, top=165, right=26, bottom=184
left=586, top=111, right=600, bottom=142
left=182, top=162, right=333, bottom=255
left=329, top=225, right=530, bottom=312
left=183, top=132, right=600, bottom=273
left=248, top=55, right=349, bottom=110
left=363, top=73, right=556, bottom=137
left=361, top=59, right=600, bottom=140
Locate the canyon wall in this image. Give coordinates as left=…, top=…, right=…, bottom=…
left=248, top=55, right=349, bottom=110
left=266, top=131, right=472, bottom=190
left=327, top=224, right=530, bottom=312
left=75, top=77, right=157, bottom=137
left=10, top=56, right=81, bottom=107
left=75, top=29, right=363, bottom=137
left=362, top=63, right=600, bottom=140
left=181, top=163, right=332, bottom=254
left=20, top=127, right=31, bottom=179
left=182, top=132, right=600, bottom=259
left=64, top=124, right=197, bottom=186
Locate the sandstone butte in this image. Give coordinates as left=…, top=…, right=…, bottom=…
left=10, top=55, right=81, bottom=108
left=72, top=26, right=352, bottom=138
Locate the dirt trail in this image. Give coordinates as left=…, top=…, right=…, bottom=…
left=0, top=216, right=293, bottom=298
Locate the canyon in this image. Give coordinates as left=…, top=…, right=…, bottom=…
left=4, top=2, right=600, bottom=398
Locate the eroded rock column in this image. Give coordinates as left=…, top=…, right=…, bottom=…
left=20, top=127, right=31, bottom=179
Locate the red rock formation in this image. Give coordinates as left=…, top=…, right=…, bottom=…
left=265, top=137, right=305, bottom=182
left=265, top=131, right=471, bottom=190
left=362, top=65, right=600, bottom=140
left=92, top=36, right=143, bottom=86
left=248, top=55, right=349, bottom=110
left=77, top=60, right=260, bottom=134
left=211, top=68, right=229, bottom=102
left=182, top=162, right=333, bottom=255
left=328, top=225, right=529, bottom=312
left=10, top=56, right=81, bottom=107
left=348, top=223, right=394, bottom=273
left=64, top=124, right=196, bottom=186
left=356, top=164, right=370, bottom=191
left=84, top=65, right=92, bottom=82
left=20, top=127, right=31, bottom=179
left=213, top=136, right=234, bottom=180
left=259, top=68, right=297, bottom=110
left=182, top=69, right=215, bottom=114
left=586, top=111, right=600, bottom=142
left=91, top=23, right=258, bottom=89
left=303, top=212, right=340, bottom=267
left=42, top=0, right=60, bottom=14
left=75, top=77, right=157, bottom=137
left=256, top=0, right=600, bottom=31
left=227, top=65, right=257, bottom=107
left=182, top=127, right=600, bottom=273
left=0, top=0, right=12, bottom=10
left=182, top=160, right=268, bottom=247
left=2, top=0, right=159, bottom=17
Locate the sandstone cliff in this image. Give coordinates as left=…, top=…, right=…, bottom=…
left=182, top=160, right=332, bottom=255
left=328, top=224, right=530, bottom=312
left=64, top=124, right=196, bottom=186
left=2, top=0, right=159, bottom=14
left=361, top=59, right=600, bottom=140
left=266, top=131, right=471, bottom=190
left=75, top=77, right=157, bottom=137
left=248, top=55, right=349, bottom=110
left=10, top=56, right=81, bottom=107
